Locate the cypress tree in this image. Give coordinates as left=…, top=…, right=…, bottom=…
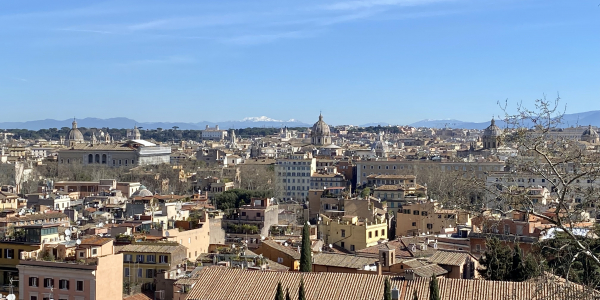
left=383, top=277, right=391, bottom=300
left=511, top=244, right=526, bottom=282
left=300, top=221, right=312, bottom=272
left=524, top=253, right=540, bottom=279
left=286, top=287, right=292, bottom=300
left=429, top=275, right=440, bottom=300
left=275, top=281, right=284, bottom=300
left=479, top=237, right=512, bottom=281
left=298, top=277, right=306, bottom=300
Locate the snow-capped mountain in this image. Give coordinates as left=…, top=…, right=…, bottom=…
left=240, top=116, right=283, bottom=122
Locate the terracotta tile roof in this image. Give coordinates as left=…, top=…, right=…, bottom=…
left=122, top=293, right=153, bottom=300
left=80, top=236, right=113, bottom=246
left=259, top=240, right=301, bottom=260
left=355, top=240, right=413, bottom=258
left=186, top=267, right=592, bottom=300
left=119, top=243, right=186, bottom=254
left=409, top=264, right=448, bottom=278
left=312, top=253, right=377, bottom=269
left=187, top=266, right=387, bottom=300
left=427, top=250, right=473, bottom=266
left=7, top=212, right=68, bottom=222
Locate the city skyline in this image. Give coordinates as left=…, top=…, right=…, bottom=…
left=1, top=0, right=599, bottom=125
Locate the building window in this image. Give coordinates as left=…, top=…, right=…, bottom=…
left=341, top=230, right=346, bottom=237
left=76, top=280, right=84, bottom=291
left=277, top=257, right=283, bottom=263
left=124, top=267, right=130, bottom=277
left=124, top=254, right=132, bottom=262
left=147, top=255, right=155, bottom=263
left=137, top=255, right=144, bottom=263
left=375, top=230, right=378, bottom=237
left=138, top=268, right=143, bottom=278
left=427, top=224, right=433, bottom=230
left=476, top=244, right=481, bottom=252
left=29, top=276, right=39, bottom=287
left=413, top=210, right=420, bottom=215
left=30, top=297, right=37, bottom=300
left=59, top=279, right=69, bottom=290
left=92, top=248, right=98, bottom=256
left=341, top=242, right=345, bottom=248
left=159, top=255, right=169, bottom=263
left=412, top=222, right=417, bottom=227
left=350, top=245, right=355, bottom=251
left=44, top=278, right=54, bottom=288
left=146, top=269, right=155, bottom=278
left=368, top=232, right=372, bottom=238
left=5, top=249, right=14, bottom=259
left=381, top=229, right=385, bottom=236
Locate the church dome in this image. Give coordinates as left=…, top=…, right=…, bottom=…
left=581, top=125, right=599, bottom=142
left=311, top=113, right=331, bottom=137
left=483, top=118, right=503, bottom=138
left=65, top=119, right=84, bottom=145
left=132, top=185, right=153, bottom=197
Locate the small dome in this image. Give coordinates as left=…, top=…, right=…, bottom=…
left=65, top=118, right=84, bottom=145
left=312, top=113, right=331, bottom=137
left=483, top=118, right=503, bottom=138
left=133, top=185, right=153, bottom=197
left=581, top=125, right=599, bottom=142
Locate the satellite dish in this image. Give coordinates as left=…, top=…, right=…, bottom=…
left=7, top=294, right=15, bottom=300
left=98, top=222, right=104, bottom=227
left=72, top=227, right=77, bottom=232
left=65, top=229, right=72, bottom=236
left=76, top=239, right=81, bottom=245
left=177, top=269, right=182, bottom=275
left=329, top=244, right=333, bottom=248
left=283, top=242, right=288, bottom=247
left=165, top=231, right=170, bottom=237
left=260, top=236, right=265, bottom=240
left=65, top=236, right=71, bottom=241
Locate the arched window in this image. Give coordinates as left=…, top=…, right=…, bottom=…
left=102, top=154, right=107, bottom=164
left=95, top=154, right=100, bottom=163
left=67, top=159, right=70, bottom=164
left=88, top=154, right=93, bottom=164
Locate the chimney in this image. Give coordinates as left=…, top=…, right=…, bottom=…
left=376, top=261, right=382, bottom=276
left=391, top=288, right=400, bottom=300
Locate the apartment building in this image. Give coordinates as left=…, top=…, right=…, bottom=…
left=18, top=237, right=123, bottom=300
left=275, top=153, right=317, bottom=201
left=396, top=201, right=472, bottom=237
left=119, top=243, right=187, bottom=291
left=356, top=160, right=506, bottom=185
left=320, top=215, right=388, bottom=252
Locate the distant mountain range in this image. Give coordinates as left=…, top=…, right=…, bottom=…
left=409, top=110, right=600, bottom=129
left=0, top=117, right=311, bottom=131
left=1, top=110, right=599, bottom=130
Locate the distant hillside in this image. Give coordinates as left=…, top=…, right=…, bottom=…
left=409, top=110, right=600, bottom=129
left=0, top=117, right=311, bottom=130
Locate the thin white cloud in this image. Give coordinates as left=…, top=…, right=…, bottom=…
left=222, top=30, right=320, bottom=45
left=127, top=19, right=169, bottom=31
left=56, top=28, right=114, bottom=34
left=323, top=0, right=452, bottom=10
left=118, top=56, right=196, bottom=66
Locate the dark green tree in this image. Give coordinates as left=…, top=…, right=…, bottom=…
left=300, top=222, right=312, bottom=272
left=511, top=244, right=527, bottom=282
left=361, top=187, right=371, bottom=198
left=298, top=277, right=306, bottom=300
left=275, top=281, right=284, bottom=300
left=429, top=275, right=440, bottom=300
left=383, top=277, right=391, bottom=300
left=413, top=289, right=418, bottom=300
left=478, top=237, right=512, bottom=281
left=286, top=287, right=292, bottom=300
left=523, top=253, right=540, bottom=279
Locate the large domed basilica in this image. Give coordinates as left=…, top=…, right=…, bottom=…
left=311, top=113, right=332, bottom=146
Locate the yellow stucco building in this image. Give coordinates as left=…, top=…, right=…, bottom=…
left=320, top=214, right=388, bottom=252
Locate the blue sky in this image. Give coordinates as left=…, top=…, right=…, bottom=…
left=1, top=0, right=599, bottom=125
